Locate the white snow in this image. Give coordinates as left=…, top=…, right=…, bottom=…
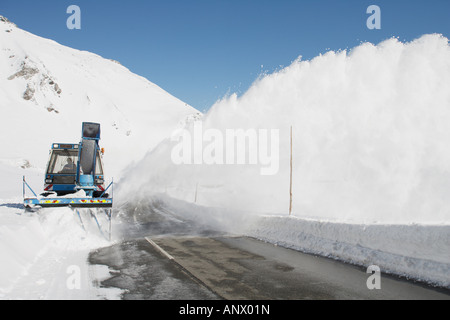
left=0, top=16, right=200, bottom=198
left=118, top=34, right=450, bottom=288
left=0, top=16, right=197, bottom=299
left=1, top=13, right=449, bottom=300
left=247, top=216, right=450, bottom=287
left=0, top=204, right=122, bottom=299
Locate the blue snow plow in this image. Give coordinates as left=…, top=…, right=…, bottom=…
left=23, top=122, right=113, bottom=209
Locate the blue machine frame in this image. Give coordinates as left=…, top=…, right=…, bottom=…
left=23, top=122, right=113, bottom=210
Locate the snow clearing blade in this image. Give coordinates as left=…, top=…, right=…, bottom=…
left=23, top=197, right=112, bottom=208
left=23, top=176, right=113, bottom=210
left=23, top=176, right=113, bottom=240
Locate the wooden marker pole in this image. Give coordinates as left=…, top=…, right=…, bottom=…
left=194, top=182, right=198, bottom=203
left=289, top=126, right=293, bottom=215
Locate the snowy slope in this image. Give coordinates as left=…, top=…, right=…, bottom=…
left=119, top=34, right=450, bottom=287
left=0, top=15, right=200, bottom=199
left=0, top=15, right=199, bottom=298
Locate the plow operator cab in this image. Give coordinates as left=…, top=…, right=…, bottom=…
left=44, top=143, right=106, bottom=197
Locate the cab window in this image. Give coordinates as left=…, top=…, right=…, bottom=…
left=47, top=150, right=78, bottom=174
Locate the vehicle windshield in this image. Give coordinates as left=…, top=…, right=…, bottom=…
left=47, top=150, right=78, bottom=174
left=47, top=149, right=103, bottom=175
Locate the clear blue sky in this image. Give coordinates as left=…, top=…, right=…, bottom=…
left=1, top=0, right=449, bottom=112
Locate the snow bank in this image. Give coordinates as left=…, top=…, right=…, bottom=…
left=247, top=215, right=450, bottom=288
left=0, top=203, right=118, bottom=299
left=0, top=208, right=46, bottom=294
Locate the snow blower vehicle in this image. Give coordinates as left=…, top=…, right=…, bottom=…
left=23, top=122, right=113, bottom=239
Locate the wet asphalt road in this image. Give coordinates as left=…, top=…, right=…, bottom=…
left=88, top=201, right=450, bottom=300
left=89, top=235, right=450, bottom=300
